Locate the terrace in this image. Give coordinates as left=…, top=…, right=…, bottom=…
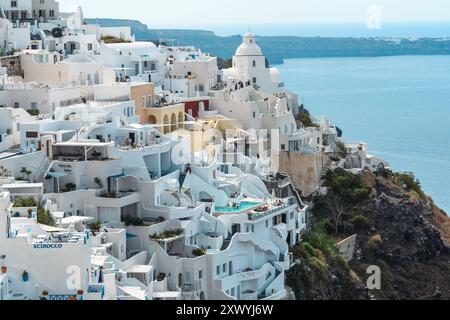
left=52, top=141, right=116, bottom=162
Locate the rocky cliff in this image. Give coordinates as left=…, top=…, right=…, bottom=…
left=287, top=169, right=450, bottom=300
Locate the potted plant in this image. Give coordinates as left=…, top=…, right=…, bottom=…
left=94, top=177, right=103, bottom=189
left=1, top=255, right=6, bottom=274
left=42, top=290, right=49, bottom=297
left=22, top=270, right=29, bottom=282
left=77, top=289, right=84, bottom=296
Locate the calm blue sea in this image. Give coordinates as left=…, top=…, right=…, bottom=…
left=276, top=55, right=450, bottom=213
left=157, top=22, right=450, bottom=38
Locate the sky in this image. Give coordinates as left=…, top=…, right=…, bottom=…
left=59, top=0, right=450, bottom=28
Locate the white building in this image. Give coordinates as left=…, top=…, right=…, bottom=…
left=223, top=33, right=283, bottom=93
left=1, top=0, right=32, bottom=21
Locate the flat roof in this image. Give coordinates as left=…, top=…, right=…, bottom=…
left=53, top=141, right=114, bottom=147
left=60, top=216, right=94, bottom=225
left=2, top=183, right=43, bottom=189
left=126, top=265, right=153, bottom=274
left=0, top=151, right=22, bottom=160
left=152, top=292, right=182, bottom=299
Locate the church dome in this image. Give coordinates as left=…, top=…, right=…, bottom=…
left=235, top=33, right=263, bottom=56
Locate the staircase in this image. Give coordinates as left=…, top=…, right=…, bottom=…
left=7, top=277, right=32, bottom=300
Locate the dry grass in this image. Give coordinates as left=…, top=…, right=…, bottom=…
left=432, top=204, right=450, bottom=247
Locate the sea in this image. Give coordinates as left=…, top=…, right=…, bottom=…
left=276, top=55, right=450, bottom=214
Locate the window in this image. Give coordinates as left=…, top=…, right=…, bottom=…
left=31, top=102, right=38, bottom=110
left=273, top=215, right=283, bottom=226
left=266, top=220, right=269, bottom=228
left=199, top=270, right=203, bottom=279
left=198, top=85, right=204, bottom=92
left=252, top=77, right=257, bottom=84
left=148, top=95, right=153, bottom=108
left=222, top=263, right=227, bottom=273
left=142, top=96, right=146, bottom=108
left=253, top=60, right=256, bottom=68
left=281, top=144, right=286, bottom=150
left=26, top=132, right=38, bottom=138
left=49, top=10, right=55, bottom=17
left=87, top=43, right=93, bottom=51
left=253, top=111, right=256, bottom=118
left=11, top=1, right=17, bottom=8
left=216, top=266, right=220, bottom=275
left=14, top=102, right=19, bottom=109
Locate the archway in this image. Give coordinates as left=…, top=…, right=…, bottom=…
left=163, top=115, right=170, bottom=133
left=199, top=291, right=206, bottom=300
left=148, top=115, right=157, bottom=125
left=178, top=273, right=183, bottom=287
left=178, top=112, right=184, bottom=129
left=171, top=113, right=177, bottom=132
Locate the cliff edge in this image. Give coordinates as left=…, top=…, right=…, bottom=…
left=288, top=169, right=450, bottom=300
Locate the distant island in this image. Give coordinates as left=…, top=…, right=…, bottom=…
left=85, top=18, right=450, bottom=64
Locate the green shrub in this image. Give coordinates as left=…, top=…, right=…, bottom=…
left=150, top=228, right=184, bottom=240
left=350, top=215, right=370, bottom=231
left=27, top=109, right=40, bottom=116
left=192, top=247, right=207, bottom=257
left=302, top=230, right=337, bottom=257
left=88, top=221, right=102, bottom=232
left=122, top=215, right=146, bottom=227
left=37, top=207, right=55, bottom=226
left=336, top=141, right=348, bottom=158
left=14, top=197, right=37, bottom=208
left=364, top=234, right=383, bottom=252
left=298, top=112, right=319, bottom=128
left=324, top=169, right=371, bottom=205
left=393, top=172, right=425, bottom=199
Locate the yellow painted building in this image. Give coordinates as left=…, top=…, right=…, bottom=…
left=132, top=83, right=185, bottom=133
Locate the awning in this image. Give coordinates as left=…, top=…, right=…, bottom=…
left=60, top=216, right=94, bottom=225
left=110, top=173, right=126, bottom=181
left=38, top=224, right=67, bottom=233
left=46, top=172, right=69, bottom=179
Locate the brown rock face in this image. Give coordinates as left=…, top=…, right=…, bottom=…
left=352, top=177, right=450, bottom=300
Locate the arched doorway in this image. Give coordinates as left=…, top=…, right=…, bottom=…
left=171, top=113, right=177, bottom=132
left=163, top=115, right=170, bottom=133
left=148, top=115, right=157, bottom=125
left=199, top=291, right=206, bottom=300
left=178, top=112, right=184, bottom=129
left=178, top=273, right=183, bottom=287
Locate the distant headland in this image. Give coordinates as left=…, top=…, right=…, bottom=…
left=85, top=18, right=450, bottom=64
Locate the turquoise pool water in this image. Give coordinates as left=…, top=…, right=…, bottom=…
left=214, top=201, right=262, bottom=213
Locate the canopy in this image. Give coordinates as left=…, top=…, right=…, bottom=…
left=38, top=224, right=67, bottom=233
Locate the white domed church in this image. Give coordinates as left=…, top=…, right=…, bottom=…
left=223, top=33, right=283, bottom=93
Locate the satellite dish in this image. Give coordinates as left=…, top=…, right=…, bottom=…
left=51, top=27, right=63, bottom=38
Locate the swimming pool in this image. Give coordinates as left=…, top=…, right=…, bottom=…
left=214, top=201, right=262, bottom=214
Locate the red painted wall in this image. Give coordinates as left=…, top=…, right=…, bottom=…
left=185, top=99, right=210, bottom=118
